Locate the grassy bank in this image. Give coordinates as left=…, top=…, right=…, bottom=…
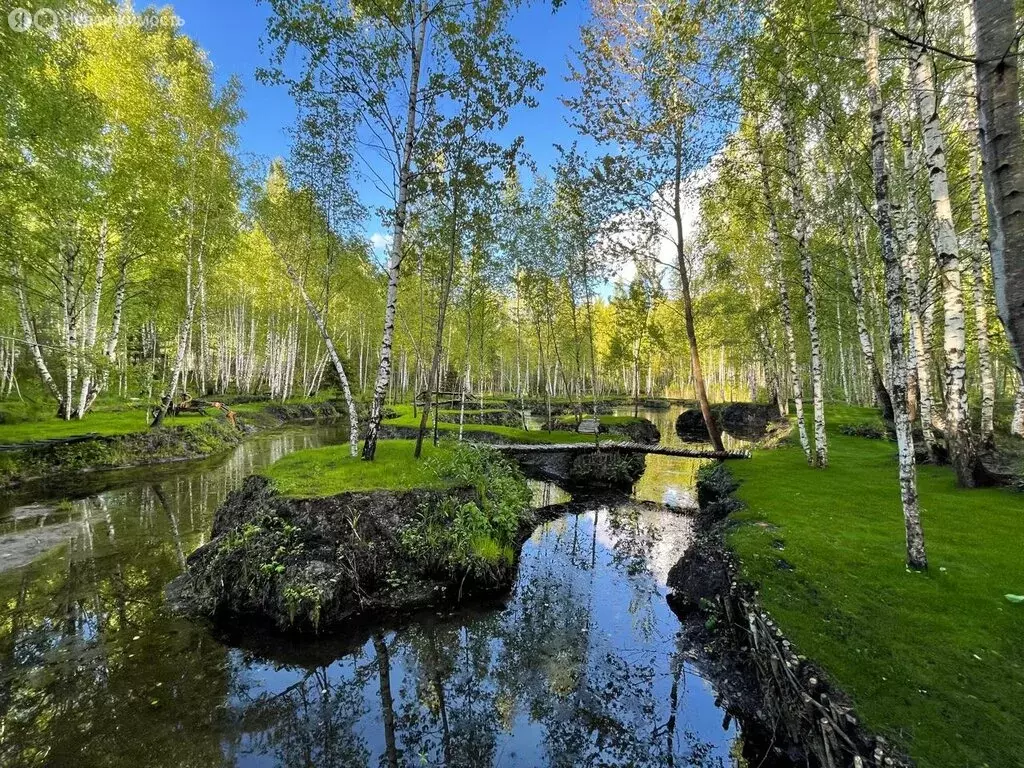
left=0, top=418, right=246, bottom=486
left=0, top=409, right=212, bottom=444
left=726, top=405, right=1024, bottom=768
left=0, top=396, right=350, bottom=487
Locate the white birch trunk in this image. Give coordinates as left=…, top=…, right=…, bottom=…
left=754, top=118, right=810, bottom=459
left=782, top=101, right=827, bottom=466
left=850, top=217, right=894, bottom=420
left=11, top=261, right=63, bottom=408
left=963, top=4, right=996, bottom=445
left=911, top=23, right=976, bottom=485
left=898, top=115, right=939, bottom=452
left=363, top=0, right=428, bottom=460
left=75, top=220, right=108, bottom=418
left=284, top=262, right=359, bottom=456
left=1012, top=372, right=1024, bottom=437
left=866, top=14, right=926, bottom=569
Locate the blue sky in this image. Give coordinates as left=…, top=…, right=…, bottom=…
left=169, top=0, right=592, bottom=209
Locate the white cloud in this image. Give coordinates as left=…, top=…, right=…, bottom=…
left=369, top=232, right=393, bottom=251
left=606, top=159, right=720, bottom=290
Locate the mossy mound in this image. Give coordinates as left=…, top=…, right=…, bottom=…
left=604, top=416, right=661, bottom=444
left=436, top=408, right=525, bottom=428
left=167, top=442, right=535, bottom=632
left=676, top=403, right=784, bottom=443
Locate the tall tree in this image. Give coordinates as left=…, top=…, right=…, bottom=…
left=564, top=0, right=749, bottom=451
left=780, top=91, right=828, bottom=467
left=973, top=0, right=1024, bottom=378
left=909, top=2, right=975, bottom=485
left=865, top=7, right=927, bottom=569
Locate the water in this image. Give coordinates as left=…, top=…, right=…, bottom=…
left=0, top=415, right=759, bottom=767
left=618, top=407, right=749, bottom=510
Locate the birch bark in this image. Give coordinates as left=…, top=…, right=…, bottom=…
left=754, top=119, right=810, bottom=460
left=898, top=115, right=938, bottom=453
left=963, top=4, right=996, bottom=445
left=910, top=16, right=976, bottom=485
left=850, top=215, right=895, bottom=421
left=363, top=0, right=428, bottom=460
left=865, top=13, right=927, bottom=569
left=285, top=262, right=360, bottom=456
left=782, top=99, right=827, bottom=466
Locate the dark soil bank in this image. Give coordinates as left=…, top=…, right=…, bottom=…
left=437, top=409, right=525, bottom=428
left=168, top=475, right=539, bottom=633
left=676, top=402, right=785, bottom=442
left=541, top=417, right=661, bottom=444
left=608, top=417, right=661, bottom=444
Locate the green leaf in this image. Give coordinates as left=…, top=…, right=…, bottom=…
left=1005, top=594, right=1024, bottom=604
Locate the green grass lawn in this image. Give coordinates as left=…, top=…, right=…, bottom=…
left=551, top=414, right=650, bottom=427
left=0, top=409, right=212, bottom=444
left=261, top=439, right=455, bottom=497
left=727, top=404, right=1024, bottom=768
left=384, top=404, right=594, bottom=444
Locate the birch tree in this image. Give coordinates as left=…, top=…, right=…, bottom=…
left=753, top=118, right=810, bottom=461
left=961, top=4, right=996, bottom=446
left=262, top=0, right=539, bottom=459
left=909, top=3, right=976, bottom=485
left=864, top=10, right=927, bottom=570
left=897, top=109, right=938, bottom=454
left=564, top=0, right=753, bottom=451
left=973, top=0, right=1024, bottom=378
left=781, top=94, right=828, bottom=467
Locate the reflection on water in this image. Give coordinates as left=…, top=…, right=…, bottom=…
left=0, top=421, right=752, bottom=767
left=618, top=407, right=749, bottom=510
left=225, top=503, right=733, bottom=768
left=528, top=478, right=572, bottom=507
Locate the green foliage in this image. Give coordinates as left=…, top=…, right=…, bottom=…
left=426, top=440, right=531, bottom=545
left=838, top=422, right=891, bottom=440
left=728, top=406, right=1024, bottom=768
left=399, top=442, right=529, bottom=578
left=695, top=462, right=740, bottom=511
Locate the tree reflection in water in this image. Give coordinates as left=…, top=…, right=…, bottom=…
left=0, top=424, right=745, bottom=767
left=223, top=503, right=737, bottom=767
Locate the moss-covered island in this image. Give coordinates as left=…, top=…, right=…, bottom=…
left=167, top=441, right=538, bottom=632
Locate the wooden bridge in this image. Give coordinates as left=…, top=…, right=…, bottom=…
left=478, top=440, right=750, bottom=460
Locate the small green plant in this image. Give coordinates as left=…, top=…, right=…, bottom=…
left=839, top=422, right=891, bottom=440
left=283, top=583, right=323, bottom=627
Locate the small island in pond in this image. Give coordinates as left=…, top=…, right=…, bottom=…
left=167, top=441, right=544, bottom=632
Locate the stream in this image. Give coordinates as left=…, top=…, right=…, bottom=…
left=0, top=410, right=766, bottom=767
